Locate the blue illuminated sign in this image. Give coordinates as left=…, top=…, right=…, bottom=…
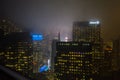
left=32, top=34, right=43, bottom=41
left=39, top=65, right=48, bottom=72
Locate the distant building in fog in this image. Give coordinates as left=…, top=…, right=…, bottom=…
left=54, top=41, right=93, bottom=80
left=0, top=32, right=33, bottom=78
left=112, top=38, right=120, bottom=71
left=73, top=21, right=101, bottom=42
left=103, top=42, right=113, bottom=72
left=0, top=19, right=22, bottom=36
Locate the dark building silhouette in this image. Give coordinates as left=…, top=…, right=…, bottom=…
left=112, top=38, right=120, bottom=71
left=51, top=39, right=59, bottom=71
left=0, top=29, right=4, bottom=39
left=54, top=41, right=93, bottom=80
left=103, top=45, right=112, bottom=72
left=0, top=29, right=4, bottom=48
left=51, top=32, right=60, bottom=71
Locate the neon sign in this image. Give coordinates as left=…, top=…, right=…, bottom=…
left=32, top=34, right=43, bottom=41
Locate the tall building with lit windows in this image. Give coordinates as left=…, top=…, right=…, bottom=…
left=0, top=32, right=33, bottom=78
left=72, top=21, right=103, bottom=74
left=32, top=34, right=44, bottom=73
left=54, top=42, right=93, bottom=80
left=73, top=21, right=101, bottom=42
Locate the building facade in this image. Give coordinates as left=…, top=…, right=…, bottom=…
left=54, top=42, right=93, bottom=80
left=0, top=32, right=33, bottom=78
left=72, top=21, right=103, bottom=74
left=32, top=34, right=44, bottom=73
left=73, top=21, right=101, bottom=42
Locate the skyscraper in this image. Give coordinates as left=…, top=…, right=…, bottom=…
left=72, top=21, right=103, bottom=74
left=54, top=42, right=93, bottom=80
left=0, top=32, right=33, bottom=78
left=32, top=33, right=52, bottom=73
left=73, top=21, right=101, bottom=42
left=32, top=34, right=44, bottom=73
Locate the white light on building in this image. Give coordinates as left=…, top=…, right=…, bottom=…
left=89, top=21, right=100, bottom=24
left=65, top=37, right=68, bottom=42
left=48, top=59, right=50, bottom=69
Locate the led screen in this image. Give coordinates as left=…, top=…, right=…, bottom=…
left=32, top=34, right=43, bottom=41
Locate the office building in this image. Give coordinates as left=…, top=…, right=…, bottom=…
left=72, top=21, right=103, bottom=74
left=73, top=21, right=101, bottom=42
left=32, top=34, right=44, bottom=73
left=32, top=33, right=52, bottom=73
left=54, top=42, right=93, bottom=80
left=0, top=32, right=33, bottom=78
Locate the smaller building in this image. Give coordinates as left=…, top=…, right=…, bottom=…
left=112, top=38, right=120, bottom=71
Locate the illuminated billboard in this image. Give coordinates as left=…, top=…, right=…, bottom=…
left=39, top=65, right=48, bottom=72
left=32, top=34, right=43, bottom=41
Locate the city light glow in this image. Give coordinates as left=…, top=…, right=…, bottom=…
left=65, top=37, right=68, bottom=42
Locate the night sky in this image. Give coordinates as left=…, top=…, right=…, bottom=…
left=1, top=0, right=120, bottom=41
